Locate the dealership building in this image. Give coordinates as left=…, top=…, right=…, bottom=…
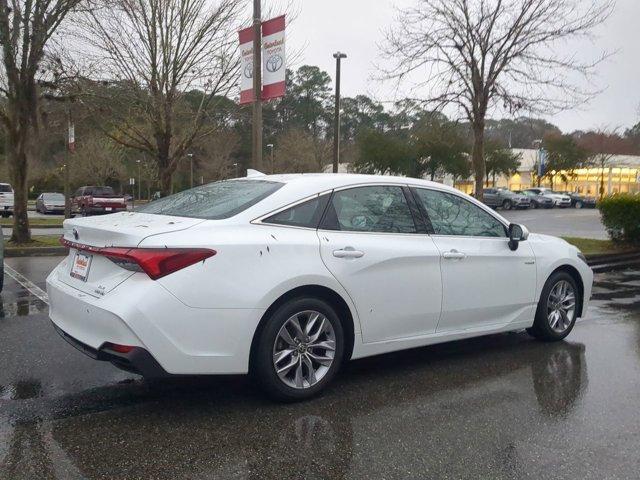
left=450, top=148, right=640, bottom=196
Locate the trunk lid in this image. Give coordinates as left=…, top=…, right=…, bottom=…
left=59, top=212, right=206, bottom=297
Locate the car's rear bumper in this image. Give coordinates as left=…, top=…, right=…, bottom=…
left=84, top=207, right=127, bottom=214
left=52, top=322, right=170, bottom=377
left=46, top=264, right=265, bottom=375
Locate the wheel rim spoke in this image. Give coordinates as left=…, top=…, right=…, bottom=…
left=310, top=340, right=335, bottom=352
left=294, top=358, right=304, bottom=388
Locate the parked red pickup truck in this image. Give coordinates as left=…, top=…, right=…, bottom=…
left=72, top=186, right=127, bottom=216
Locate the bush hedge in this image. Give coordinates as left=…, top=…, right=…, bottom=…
left=598, top=194, right=640, bottom=244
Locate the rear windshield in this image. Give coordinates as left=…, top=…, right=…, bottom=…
left=137, top=179, right=284, bottom=220
left=0, top=184, right=12, bottom=193
left=88, top=187, right=115, bottom=196
left=44, top=193, right=65, bottom=201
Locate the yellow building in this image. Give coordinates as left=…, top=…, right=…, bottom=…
left=454, top=149, right=640, bottom=196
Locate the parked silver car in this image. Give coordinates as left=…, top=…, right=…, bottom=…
left=482, top=188, right=531, bottom=210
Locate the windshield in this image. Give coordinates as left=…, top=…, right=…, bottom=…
left=44, top=193, right=65, bottom=202
left=0, top=184, right=13, bottom=193
left=138, top=179, right=284, bottom=220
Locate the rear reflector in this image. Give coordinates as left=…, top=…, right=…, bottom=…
left=103, top=342, right=136, bottom=354
left=61, top=238, right=216, bottom=280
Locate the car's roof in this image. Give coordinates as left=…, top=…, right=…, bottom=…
left=249, top=172, right=458, bottom=192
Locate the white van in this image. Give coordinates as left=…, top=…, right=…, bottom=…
left=0, top=183, right=14, bottom=218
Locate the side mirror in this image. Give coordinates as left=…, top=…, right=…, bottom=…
left=508, top=223, right=529, bottom=251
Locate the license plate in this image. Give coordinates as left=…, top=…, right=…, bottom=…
left=105, top=207, right=112, bottom=211
left=71, top=252, right=92, bottom=282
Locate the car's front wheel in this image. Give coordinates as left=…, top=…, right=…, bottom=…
left=528, top=271, right=580, bottom=341
left=502, top=199, right=512, bottom=210
left=253, top=297, right=344, bottom=402
left=575, top=201, right=583, bottom=209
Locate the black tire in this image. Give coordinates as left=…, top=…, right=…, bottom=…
left=532, top=202, right=539, bottom=209
left=81, top=205, right=88, bottom=217
left=575, top=201, right=583, bottom=209
left=502, top=200, right=512, bottom=211
left=252, top=297, right=345, bottom=402
left=528, top=271, right=580, bottom=342
left=1, top=213, right=9, bottom=218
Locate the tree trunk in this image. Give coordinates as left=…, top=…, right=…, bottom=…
left=8, top=144, right=31, bottom=243
left=471, top=121, right=486, bottom=200
left=5, top=110, right=32, bottom=243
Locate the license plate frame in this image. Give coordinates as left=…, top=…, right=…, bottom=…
left=70, top=252, right=92, bottom=282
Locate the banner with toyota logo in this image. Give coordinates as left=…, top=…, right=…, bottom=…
left=238, top=15, right=286, bottom=104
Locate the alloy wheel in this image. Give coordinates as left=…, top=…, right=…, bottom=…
left=273, top=310, right=336, bottom=389
left=546, top=280, right=576, bottom=333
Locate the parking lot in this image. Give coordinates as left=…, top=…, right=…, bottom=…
left=1, top=257, right=639, bottom=479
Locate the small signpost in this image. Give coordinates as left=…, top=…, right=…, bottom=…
left=129, top=178, right=135, bottom=209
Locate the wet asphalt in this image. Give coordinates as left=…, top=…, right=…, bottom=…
left=1, top=258, right=640, bottom=479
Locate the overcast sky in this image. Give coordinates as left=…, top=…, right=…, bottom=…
left=282, top=0, right=640, bottom=133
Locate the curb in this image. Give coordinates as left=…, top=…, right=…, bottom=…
left=586, top=251, right=640, bottom=273
left=4, top=246, right=68, bottom=258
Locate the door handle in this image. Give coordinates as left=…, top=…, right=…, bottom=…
left=443, top=249, right=467, bottom=260
left=333, top=247, right=365, bottom=259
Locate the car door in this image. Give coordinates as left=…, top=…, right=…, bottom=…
left=412, top=187, right=537, bottom=333
left=318, top=185, right=442, bottom=343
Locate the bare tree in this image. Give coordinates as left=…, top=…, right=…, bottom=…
left=69, top=135, right=127, bottom=185
left=78, top=0, right=241, bottom=195
left=0, top=0, right=83, bottom=242
left=381, top=0, right=613, bottom=200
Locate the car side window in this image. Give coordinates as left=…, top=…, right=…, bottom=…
left=74, top=188, right=83, bottom=197
left=322, top=186, right=417, bottom=234
left=413, top=188, right=507, bottom=238
left=263, top=195, right=329, bottom=229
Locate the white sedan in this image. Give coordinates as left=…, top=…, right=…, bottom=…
left=47, top=173, right=593, bottom=401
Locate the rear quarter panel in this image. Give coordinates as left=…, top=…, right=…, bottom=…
left=142, top=223, right=362, bottom=331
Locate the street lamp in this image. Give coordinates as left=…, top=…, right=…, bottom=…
left=267, top=144, right=274, bottom=174
left=332, top=52, right=347, bottom=173
left=187, top=153, right=194, bottom=188
left=233, top=162, right=239, bottom=178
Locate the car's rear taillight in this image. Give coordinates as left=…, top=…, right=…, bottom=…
left=61, top=238, right=216, bottom=279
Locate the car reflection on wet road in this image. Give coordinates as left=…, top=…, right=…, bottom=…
left=1, top=258, right=640, bottom=479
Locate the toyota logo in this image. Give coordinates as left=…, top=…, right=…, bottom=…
left=266, top=54, right=283, bottom=73
left=72, top=228, right=79, bottom=241
left=243, top=62, right=253, bottom=79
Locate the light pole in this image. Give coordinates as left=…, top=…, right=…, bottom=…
left=233, top=162, right=239, bottom=178
left=332, top=52, right=347, bottom=173
left=136, top=159, right=141, bottom=200
left=267, top=144, right=274, bottom=173
left=187, top=153, right=194, bottom=188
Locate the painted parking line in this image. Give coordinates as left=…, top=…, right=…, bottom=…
left=4, top=264, right=49, bottom=305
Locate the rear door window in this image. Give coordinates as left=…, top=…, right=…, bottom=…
left=0, top=184, right=12, bottom=193
left=321, top=186, right=417, bottom=233
left=138, top=179, right=284, bottom=220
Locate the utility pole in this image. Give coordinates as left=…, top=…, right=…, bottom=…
left=267, top=144, right=274, bottom=173
left=187, top=153, right=194, bottom=188
left=252, top=0, right=263, bottom=171
left=332, top=52, right=347, bottom=173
